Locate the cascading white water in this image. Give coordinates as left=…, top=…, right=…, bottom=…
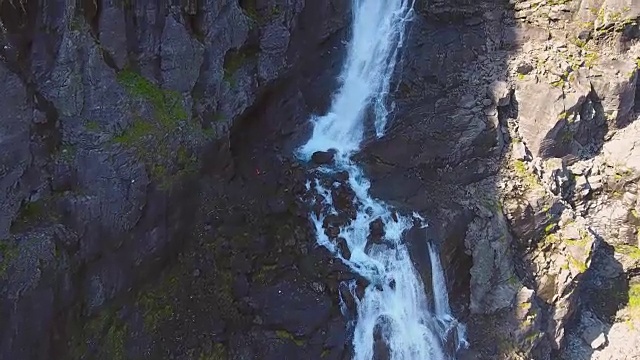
left=297, top=0, right=467, bottom=359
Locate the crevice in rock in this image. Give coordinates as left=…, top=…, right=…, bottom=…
left=76, top=0, right=100, bottom=41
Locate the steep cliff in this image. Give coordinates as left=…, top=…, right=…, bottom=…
left=3, top=0, right=640, bottom=359
left=0, top=0, right=350, bottom=358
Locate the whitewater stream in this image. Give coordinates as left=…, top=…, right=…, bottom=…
left=297, top=0, right=468, bottom=359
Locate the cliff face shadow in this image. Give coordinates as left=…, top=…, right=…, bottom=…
left=355, top=0, right=522, bottom=357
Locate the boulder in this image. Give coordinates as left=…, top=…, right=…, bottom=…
left=589, top=58, right=637, bottom=127
left=311, top=150, right=336, bottom=165
left=515, top=71, right=591, bottom=158
left=487, top=80, right=511, bottom=106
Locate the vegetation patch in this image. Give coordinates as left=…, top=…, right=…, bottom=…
left=513, top=160, right=541, bottom=189
left=85, top=120, right=100, bottom=131
left=568, top=255, right=588, bottom=273
left=223, top=50, right=249, bottom=87
left=58, top=144, right=77, bottom=163
left=199, top=343, right=228, bottom=360
left=136, top=270, right=179, bottom=331
left=630, top=283, right=640, bottom=313
left=69, top=310, right=128, bottom=360
left=585, top=52, right=598, bottom=68
left=117, top=70, right=187, bottom=127
left=275, top=330, right=306, bottom=347
left=115, top=70, right=199, bottom=189
left=113, top=118, right=154, bottom=145
left=10, top=196, right=61, bottom=232
left=544, top=222, right=557, bottom=235
left=0, top=240, right=18, bottom=278
left=615, top=244, right=640, bottom=260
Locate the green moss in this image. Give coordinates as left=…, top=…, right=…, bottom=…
left=116, top=70, right=187, bottom=127
left=524, top=331, right=540, bottom=345
left=569, top=255, right=587, bottom=273
left=177, top=147, right=196, bottom=167
left=513, top=160, right=540, bottom=189
left=223, top=51, right=247, bottom=86
left=58, top=144, right=77, bottom=162
left=113, top=118, right=154, bottom=145
left=105, top=320, right=127, bottom=360
left=550, top=78, right=565, bottom=87
left=244, top=7, right=259, bottom=22
left=69, top=16, right=83, bottom=31
left=542, top=233, right=559, bottom=244
left=573, top=38, right=587, bottom=48
left=11, top=197, right=60, bottom=232
left=630, top=283, right=640, bottom=311
left=203, top=127, right=216, bottom=139
left=86, top=120, right=100, bottom=131
left=136, top=274, right=178, bottom=331
left=275, top=330, right=306, bottom=347
left=517, top=73, right=526, bottom=80
left=69, top=310, right=128, bottom=360
left=270, top=5, right=281, bottom=16
left=519, top=301, right=532, bottom=310
left=615, top=167, right=633, bottom=179
left=199, top=343, right=228, bottom=360
left=585, top=52, right=598, bottom=68
left=546, top=0, right=571, bottom=5
left=114, top=70, right=199, bottom=188
left=544, top=222, right=557, bottom=234
left=214, top=113, right=226, bottom=122
left=507, top=274, right=520, bottom=286
left=615, top=245, right=640, bottom=260
left=0, top=241, right=18, bottom=278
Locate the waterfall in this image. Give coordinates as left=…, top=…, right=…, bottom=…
left=297, top=0, right=467, bottom=359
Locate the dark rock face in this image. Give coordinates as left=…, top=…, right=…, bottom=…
left=311, top=150, right=336, bottom=165
left=0, top=0, right=350, bottom=359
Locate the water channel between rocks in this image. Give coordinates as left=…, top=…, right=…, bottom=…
left=297, top=1, right=468, bottom=359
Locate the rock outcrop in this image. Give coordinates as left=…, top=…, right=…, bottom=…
left=492, top=0, right=640, bottom=358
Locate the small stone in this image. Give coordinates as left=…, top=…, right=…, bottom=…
left=577, top=29, right=591, bottom=41
left=582, top=324, right=607, bottom=349
left=459, top=94, right=476, bottom=109
left=311, top=150, right=336, bottom=165
left=369, top=219, right=385, bottom=244
left=311, top=282, right=326, bottom=294
left=516, top=62, right=534, bottom=75
left=513, top=141, right=529, bottom=161
left=487, top=80, right=511, bottom=107
left=622, top=192, right=637, bottom=207
left=464, top=17, right=483, bottom=26
left=574, top=175, right=591, bottom=199
left=482, top=98, right=493, bottom=106
left=588, top=175, right=603, bottom=191
left=192, top=268, right=201, bottom=277
left=337, top=237, right=351, bottom=260
left=484, top=106, right=497, bottom=116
